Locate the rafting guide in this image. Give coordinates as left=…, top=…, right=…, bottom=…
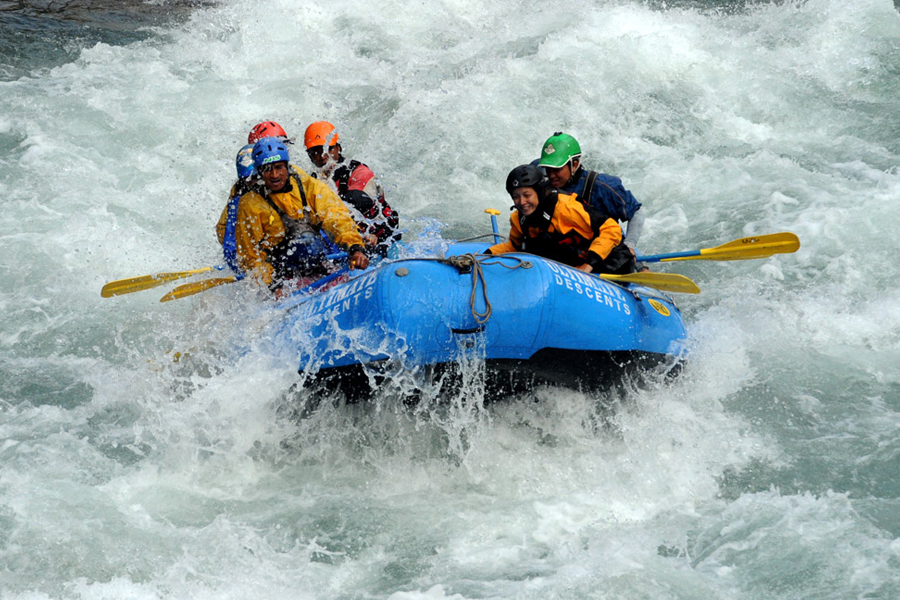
left=537, top=132, right=648, bottom=271
left=216, top=136, right=368, bottom=296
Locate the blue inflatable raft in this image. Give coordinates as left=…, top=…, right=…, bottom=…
left=275, top=242, right=687, bottom=395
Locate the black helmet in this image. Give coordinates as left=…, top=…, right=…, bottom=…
left=505, top=164, right=548, bottom=196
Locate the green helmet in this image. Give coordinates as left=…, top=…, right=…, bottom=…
left=538, top=132, right=582, bottom=169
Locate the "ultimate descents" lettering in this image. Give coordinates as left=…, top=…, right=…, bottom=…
left=296, top=271, right=378, bottom=320
left=545, top=261, right=631, bottom=315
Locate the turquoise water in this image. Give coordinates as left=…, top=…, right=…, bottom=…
left=1, top=0, right=899, bottom=598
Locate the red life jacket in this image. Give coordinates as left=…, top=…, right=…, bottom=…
left=320, top=160, right=401, bottom=253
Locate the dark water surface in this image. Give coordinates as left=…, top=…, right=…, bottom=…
left=0, top=0, right=209, bottom=79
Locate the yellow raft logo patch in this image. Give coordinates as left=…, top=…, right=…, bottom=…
left=648, top=298, right=671, bottom=316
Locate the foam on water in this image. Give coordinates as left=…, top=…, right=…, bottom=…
left=2, top=0, right=900, bottom=598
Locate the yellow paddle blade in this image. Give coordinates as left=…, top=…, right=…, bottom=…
left=669, top=232, right=800, bottom=262
left=159, top=277, right=237, bottom=303
left=101, top=267, right=214, bottom=297
left=599, top=272, right=701, bottom=294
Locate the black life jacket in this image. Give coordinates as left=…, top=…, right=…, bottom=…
left=521, top=190, right=634, bottom=274
left=519, top=190, right=588, bottom=267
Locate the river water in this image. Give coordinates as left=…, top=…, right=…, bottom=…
left=2, top=0, right=900, bottom=598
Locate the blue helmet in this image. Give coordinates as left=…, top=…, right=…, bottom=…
left=252, top=136, right=290, bottom=170
left=235, top=144, right=256, bottom=179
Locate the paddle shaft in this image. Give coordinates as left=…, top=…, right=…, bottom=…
left=636, top=232, right=799, bottom=263
left=295, top=267, right=350, bottom=294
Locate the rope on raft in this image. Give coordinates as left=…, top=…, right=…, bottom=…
left=442, top=253, right=530, bottom=326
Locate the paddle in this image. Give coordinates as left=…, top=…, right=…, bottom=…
left=599, top=272, right=700, bottom=294
left=159, top=252, right=352, bottom=303
left=101, top=266, right=222, bottom=297
left=636, top=232, right=800, bottom=263
left=159, top=277, right=237, bottom=302
left=161, top=265, right=355, bottom=303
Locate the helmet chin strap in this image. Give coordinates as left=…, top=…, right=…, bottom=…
left=566, top=158, right=581, bottom=186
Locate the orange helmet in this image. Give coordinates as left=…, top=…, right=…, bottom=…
left=304, top=121, right=340, bottom=149
left=248, top=121, right=288, bottom=144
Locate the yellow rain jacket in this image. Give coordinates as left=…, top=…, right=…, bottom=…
left=217, top=166, right=364, bottom=285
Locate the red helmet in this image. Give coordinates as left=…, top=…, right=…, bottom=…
left=248, top=121, right=288, bottom=144
left=304, top=121, right=339, bottom=149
